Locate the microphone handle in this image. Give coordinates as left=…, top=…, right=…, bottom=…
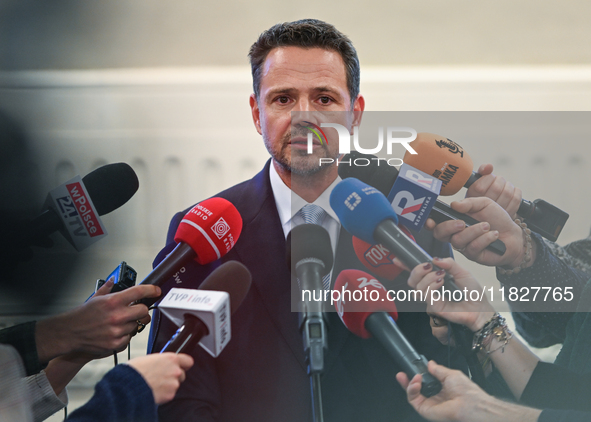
left=365, top=312, right=442, bottom=398
left=466, top=171, right=538, bottom=218
left=160, top=314, right=209, bottom=354
left=374, top=220, right=460, bottom=292
left=296, top=260, right=328, bottom=374
left=429, top=201, right=506, bottom=255
left=138, top=242, right=196, bottom=307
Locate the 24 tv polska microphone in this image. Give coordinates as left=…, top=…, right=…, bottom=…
left=403, top=133, right=569, bottom=241
left=15, top=162, right=139, bottom=251
left=159, top=261, right=252, bottom=355
left=138, top=197, right=243, bottom=307
left=334, top=269, right=442, bottom=397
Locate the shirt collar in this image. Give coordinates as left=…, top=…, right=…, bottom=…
left=269, top=161, right=341, bottom=227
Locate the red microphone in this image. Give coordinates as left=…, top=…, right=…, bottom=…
left=334, top=269, right=442, bottom=397
left=138, top=197, right=242, bottom=305
left=351, top=226, right=415, bottom=281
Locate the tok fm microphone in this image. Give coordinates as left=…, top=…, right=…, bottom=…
left=351, top=226, right=415, bottom=281
left=138, top=197, right=243, bottom=306
left=338, top=151, right=506, bottom=255
left=330, top=178, right=461, bottom=293
left=403, top=133, right=569, bottom=241
left=334, top=269, right=442, bottom=397
left=159, top=261, right=252, bottom=355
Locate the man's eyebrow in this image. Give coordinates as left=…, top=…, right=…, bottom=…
left=265, top=87, right=297, bottom=97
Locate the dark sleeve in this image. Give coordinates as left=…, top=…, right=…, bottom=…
left=0, top=321, right=44, bottom=376
left=152, top=309, right=221, bottom=422
left=538, top=409, right=591, bottom=422
left=148, top=210, right=222, bottom=422
left=520, top=361, right=591, bottom=412
left=66, top=364, right=157, bottom=422
left=498, top=233, right=589, bottom=346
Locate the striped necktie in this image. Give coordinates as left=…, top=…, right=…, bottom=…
left=297, top=204, right=331, bottom=290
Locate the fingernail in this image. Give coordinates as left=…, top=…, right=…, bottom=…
left=436, top=277, right=444, bottom=284
left=455, top=221, right=465, bottom=229
left=436, top=270, right=445, bottom=276
left=493, top=230, right=499, bottom=238
left=433, top=257, right=443, bottom=262
left=481, top=222, right=490, bottom=230
left=423, top=263, right=432, bottom=270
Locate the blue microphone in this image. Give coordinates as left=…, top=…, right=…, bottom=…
left=330, top=178, right=460, bottom=292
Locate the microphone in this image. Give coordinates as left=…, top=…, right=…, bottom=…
left=19, top=162, right=139, bottom=251
left=351, top=226, right=415, bottom=281
left=159, top=261, right=252, bottom=355
left=329, top=177, right=461, bottom=293
left=286, top=224, right=333, bottom=373
left=403, top=133, right=569, bottom=241
left=339, top=152, right=506, bottom=255
left=138, top=197, right=243, bottom=306
left=334, top=269, right=442, bottom=397
left=287, top=223, right=333, bottom=422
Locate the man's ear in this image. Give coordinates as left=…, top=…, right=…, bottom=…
left=352, top=95, right=365, bottom=128
left=249, top=94, right=262, bottom=135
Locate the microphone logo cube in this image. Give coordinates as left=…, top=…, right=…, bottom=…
left=344, top=192, right=362, bottom=211
left=211, top=217, right=231, bottom=239
left=387, top=164, right=441, bottom=232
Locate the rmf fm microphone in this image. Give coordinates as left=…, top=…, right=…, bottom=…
left=138, top=197, right=242, bottom=307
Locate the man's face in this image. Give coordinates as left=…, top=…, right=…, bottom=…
left=250, top=47, right=364, bottom=176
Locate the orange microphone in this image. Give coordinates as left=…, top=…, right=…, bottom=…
left=404, top=133, right=569, bottom=241
left=403, top=133, right=476, bottom=196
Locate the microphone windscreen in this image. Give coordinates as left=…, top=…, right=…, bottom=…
left=334, top=269, right=398, bottom=339
left=174, top=197, right=243, bottom=265
left=286, top=224, right=333, bottom=276
left=330, top=178, right=398, bottom=244
left=338, top=151, right=399, bottom=196
left=199, top=261, right=252, bottom=315
left=82, top=163, right=139, bottom=215
left=352, top=224, right=415, bottom=281
left=403, top=133, right=473, bottom=195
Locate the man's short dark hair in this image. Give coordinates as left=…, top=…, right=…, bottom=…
left=248, top=19, right=360, bottom=105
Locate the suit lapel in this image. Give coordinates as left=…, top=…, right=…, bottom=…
left=231, top=161, right=306, bottom=369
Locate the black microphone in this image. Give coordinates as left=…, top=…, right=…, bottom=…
left=160, top=261, right=252, bottom=354
left=287, top=223, right=333, bottom=422
left=339, top=151, right=506, bottom=255
left=334, top=269, right=442, bottom=397
left=20, top=162, right=139, bottom=248
left=286, top=223, right=333, bottom=373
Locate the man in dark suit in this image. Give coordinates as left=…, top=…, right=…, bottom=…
left=148, top=19, right=466, bottom=422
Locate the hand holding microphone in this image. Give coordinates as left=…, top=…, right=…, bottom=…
left=425, top=197, right=536, bottom=270
left=138, top=197, right=243, bottom=307
left=339, top=151, right=506, bottom=256
left=334, top=269, right=442, bottom=397
left=404, top=133, right=569, bottom=241
left=329, top=177, right=461, bottom=293
left=35, top=281, right=161, bottom=363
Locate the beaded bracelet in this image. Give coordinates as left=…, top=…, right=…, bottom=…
left=497, top=218, right=532, bottom=275
left=472, top=313, right=513, bottom=354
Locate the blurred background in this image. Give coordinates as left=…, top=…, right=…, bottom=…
left=0, top=1, right=590, bottom=419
